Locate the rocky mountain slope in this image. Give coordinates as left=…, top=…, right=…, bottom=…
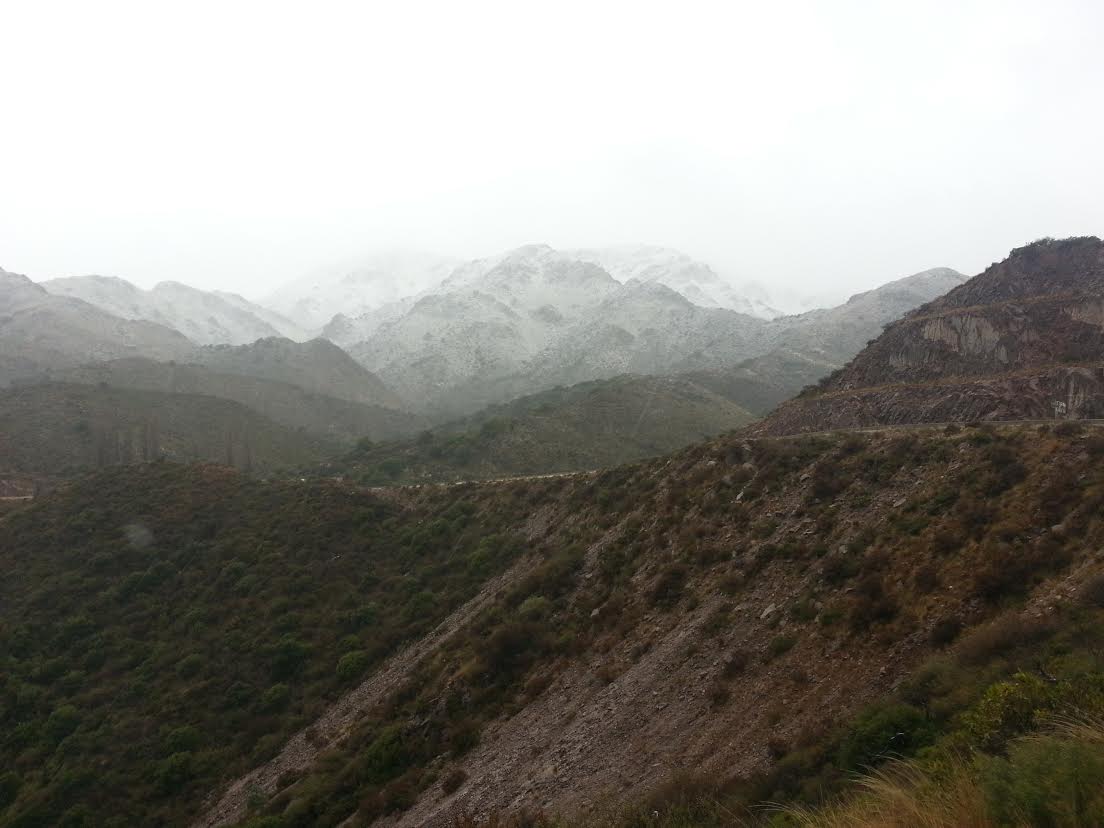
left=42, top=275, right=308, bottom=345
left=0, top=382, right=334, bottom=479
left=263, top=251, right=459, bottom=332
left=48, top=358, right=421, bottom=445
left=3, top=423, right=1102, bottom=827
left=0, top=268, right=194, bottom=386
left=346, top=246, right=623, bottom=406
left=569, top=245, right=781, bottom=318
left=341, top=246, right=963, bottom=418
left=759, top=237, right=1104, bottom=435
left=328, top=373, right=756, bottom=484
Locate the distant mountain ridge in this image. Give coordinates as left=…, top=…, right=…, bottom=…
left=333, top=246, right=965, bottom=418
left=568, top=245, right=782, bottom=318
left=757, top=236, right=1104, bottom=434
left=48, top=357, right=420, bottom=444
left=262, top=250, right=459, bottom=331
left=194, top=336, right=404, bottom=409
left=0, top=268, right=194, bottom=386
left=42, top=274, right=308, bottom=344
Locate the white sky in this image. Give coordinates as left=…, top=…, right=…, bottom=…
left=1, top=0, right=1102, bottom=300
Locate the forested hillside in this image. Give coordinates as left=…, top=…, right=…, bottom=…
left=330, top=374, right=755, bottom=484
left=0, top=383, right=334, bottom=478
left=3, top=423, right=1104, bottom=826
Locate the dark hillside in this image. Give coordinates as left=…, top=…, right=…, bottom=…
left=0, top=383, right=334, bottom=479
left=49, top=358, right=422, bottom=444
left=0, top=464, right=547, bottom=826
left=3, top=424, right=1104, bottom=826
left=328, top=373, right=755, bottom=484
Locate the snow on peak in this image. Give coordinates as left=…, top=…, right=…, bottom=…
left=262, top=250, right=459, bottom=331
left=568, top=245, right=783, bottom=319
left=40, top=274, right=302, bottom=345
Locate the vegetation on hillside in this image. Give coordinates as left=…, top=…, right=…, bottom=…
left=0, top=383, right=336, bottom=478
left=3, top=423, right=1104, bottom=827
left=243, top=424, right=1104, bottom=826
left=326, top=374, right=755, bottom=484
left=0, top=464, right=543, bottom=826
left=50, top=358, right=422, bottom=445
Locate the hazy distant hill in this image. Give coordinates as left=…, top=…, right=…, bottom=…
left=682, top=348, right=838, bottom=415
left=758, top=237, right=1104, bottom=434
left=764, top=266, right=969, bottom=366
left=49, top=358, right=422, bottom=444
left=42, top=274, right=308, bottom=344
left=0, top=268, right=194, bottom=386
left=194, top=336, right=405, bottom=410
left=0, top=382, right=334, bottom=477
left=263, top=250, right=459, bottom=330
left=327, top=372, right=755, bottom=483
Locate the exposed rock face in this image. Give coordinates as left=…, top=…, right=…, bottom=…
left=757, top=237, right=1104, bottom=435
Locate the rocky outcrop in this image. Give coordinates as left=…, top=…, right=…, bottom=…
left=757, top=237, right=1104, bottom=435
left=763, top=364, right=1104, bottom=434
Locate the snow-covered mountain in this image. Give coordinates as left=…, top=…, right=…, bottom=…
left=348, top=245, right=622, bottom=407
left=0, top=269, right=194, bottom=386
left=569, top=245, right=782, bottom=319
left=41, top=275, right=307, bottom=345
left=279, top=245, right=782, bottom=346
left=341, top=246, right=965, bottom=418
left=262, top=251, right=459, bottom=332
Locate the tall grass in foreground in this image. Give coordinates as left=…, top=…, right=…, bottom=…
left=783, top=716, right=1104, bottom=828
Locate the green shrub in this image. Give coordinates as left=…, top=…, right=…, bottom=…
left=260, top=683, right=290, bottom=712
left=980, top=733, right=1104, bottom=826
left=268, top=635, right=310, bottom=679
left=336, top=650, right=371, bottom=683
left=176, top=653, right=204, bottom=678
left=0, top=771, right=21, bottom=809
left=765, top=635, right=797, bottom=660
left=836, top=703, right=934, bottom=771
left=517, top=595, right=552, bottom=621
left=960, top=673, right=1051, bottom=752
left=157, top=752, right=194, bottom=793
left=44, top=704, right=81, bottom=744
left=164, top=726, right=201, bottom=754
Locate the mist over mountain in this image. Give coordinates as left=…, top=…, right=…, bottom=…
left=312, top=244, right=966, bottom=418
left=0, top=268, right=193, bottom=385
left=261, top=251, right=459, bottom=331
left=569, top=245, right=782, bottom=318
left=42, top=275, right=309, bottom=345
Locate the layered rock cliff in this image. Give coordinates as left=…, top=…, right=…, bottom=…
left=758, top=237, right=1104, bottom=434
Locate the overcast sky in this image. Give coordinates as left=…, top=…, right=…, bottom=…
left=2, top=0, right=1102, bottom=300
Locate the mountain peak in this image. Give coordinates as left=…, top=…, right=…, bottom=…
left=757, top=236, right=1104, bottom=435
